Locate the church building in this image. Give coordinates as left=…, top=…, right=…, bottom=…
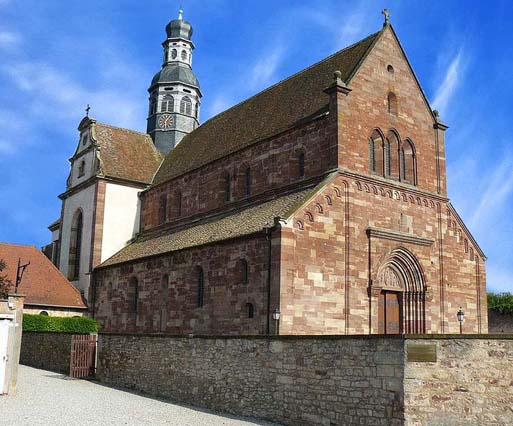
left=52, top=10, right=487, bottom=335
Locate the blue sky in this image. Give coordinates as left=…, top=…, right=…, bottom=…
left=0, top=0, right=512, bottom=293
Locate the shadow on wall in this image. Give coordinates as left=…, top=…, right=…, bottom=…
left=488, top=309, right=513, bottom=333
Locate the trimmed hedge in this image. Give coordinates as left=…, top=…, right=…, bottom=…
left=488, top=292, right=513, bottom=315
left=23, top=314, right=98, bottom=333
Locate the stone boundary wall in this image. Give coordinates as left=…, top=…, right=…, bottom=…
left=20, top=331, right=76, bottom=374
left=97, top=334, right=405, bottom=426
left=488, top=309, right=513, bottom=333
left=404, top=336, right=513, bottom=426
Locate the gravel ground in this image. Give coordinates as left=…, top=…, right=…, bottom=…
left=0, top=366, right=280, bottom=426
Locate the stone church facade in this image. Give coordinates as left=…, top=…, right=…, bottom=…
left=53, top=12, right=486, bottom=335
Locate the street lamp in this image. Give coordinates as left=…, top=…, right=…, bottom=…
left=457, top=307, right=465, bottom=334
left=272, top=308, right=281, bottom=335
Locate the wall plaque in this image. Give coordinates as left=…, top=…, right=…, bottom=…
left=407, top=343, right=437, bottom=362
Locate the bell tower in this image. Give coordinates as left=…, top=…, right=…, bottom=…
left=147, top=9, right=202, bottom=156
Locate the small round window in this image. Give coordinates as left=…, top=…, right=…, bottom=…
left=40, top=311, right=49, bottom=316
left=171, top=49, right=177, bottom=59
left=387, top=64, right=394, bottom=74
left=181, top=50, right=187, bottom=61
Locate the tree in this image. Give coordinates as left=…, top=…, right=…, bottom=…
left=487, top=292, right=513, bottom=315
left=0, top=259, right=13, bottom=299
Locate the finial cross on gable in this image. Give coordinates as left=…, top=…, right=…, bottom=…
left=86, top=104, right=91, bottom=117
left=382, top=8, right=390, bottom=25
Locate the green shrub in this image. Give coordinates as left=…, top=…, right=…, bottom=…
left=23, top=314, right=98, bottom=333
left=488, top=292, right=513, bottom=315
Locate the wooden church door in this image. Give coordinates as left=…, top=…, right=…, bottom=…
left=378, top=291, right=402, bottom=334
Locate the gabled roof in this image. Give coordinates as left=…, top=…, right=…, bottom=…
left=92, top=122, right=163, bottom=184
left=0, top=243, right=86, bottom=309
left=153, top=31, right=380, bottom=185
left=98, top=186, right=317, bottom=268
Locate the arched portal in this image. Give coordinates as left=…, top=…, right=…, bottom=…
left=375, top=248, right=426, bottom=334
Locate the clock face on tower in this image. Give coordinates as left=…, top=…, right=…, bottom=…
left=158, top=114, right=174, bottom=130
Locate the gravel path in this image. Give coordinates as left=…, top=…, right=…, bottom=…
left=0, top=366, right=280, bottom=426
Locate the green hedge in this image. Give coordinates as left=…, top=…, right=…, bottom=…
left=23, top=314, right=98, bottom=333
left=488, top=292, right=513, bottom=315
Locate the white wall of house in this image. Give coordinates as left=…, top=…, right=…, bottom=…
left=59, top=183, right=96, bottom=298
left=101, top=183, right=141, bottom=263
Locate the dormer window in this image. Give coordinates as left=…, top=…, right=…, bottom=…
left=78, top=160, right=85, bottom=177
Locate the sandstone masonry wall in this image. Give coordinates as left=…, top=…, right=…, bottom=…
left=97, top=334, right=405, bottom=426
left=20, top=331, right=74, bottom=374
left=404, top=337, right=513, bottom=426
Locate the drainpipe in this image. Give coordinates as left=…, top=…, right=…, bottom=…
left=265, top=225, right=273, bottom=335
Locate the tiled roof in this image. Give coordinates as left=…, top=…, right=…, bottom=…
left=93, top=123, right=163, bottom=184
left=0, top=243, right=86, bottom=308
left=153, top=31, right=380, bottom=185
left=99, top=187, right=316, bottom=268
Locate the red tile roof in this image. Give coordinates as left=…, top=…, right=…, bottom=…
left=0, top=243, right=86, bottom=309
left=93, top=123, right=163, bottom=184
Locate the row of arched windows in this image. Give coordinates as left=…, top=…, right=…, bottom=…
left=369, top=129, right=416, bottom=185
left=122, top=259, right=254, bottom=327
left=222, top=152, right=305, bottom=204
left=149, top=95, right=197, bottom=118
left=164, top=48, right=188, bottom=62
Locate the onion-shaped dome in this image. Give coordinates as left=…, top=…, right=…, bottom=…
left=166, top=17, right=193, bottom=40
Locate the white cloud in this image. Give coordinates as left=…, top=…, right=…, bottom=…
left=249, top=46, right=285, bottom=91
left=432, top=50, right=464, bottom=116
left=204, top=94, right=234, bottom=120
left=2, top=60, right=146, bottom=131
left=0, top=31, right=21, bottom=49
left=469, top=154, right=513, bottom=228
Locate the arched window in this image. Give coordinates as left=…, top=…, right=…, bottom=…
left=369, top=130, right=384, bottom=175
left=149, top=95, right=157, bottom=115
left=246, top=303, right=254, bottom=319
left=224, top=172, right=232, bottom=202
left=298, top=152, right=305, bottom=178
left=240, top=259, right=249, bottom=285
left=245, top=167, right=252, bottom=197
left=171, top=49, right=177, bottom=59
left=39, top=311, right=49, bottom=316
left=401, top=139, right=416, bottom=184
left=386, top=131, right=400, bottom=179
left=160, top=274, right=169, bottom=332
left=388, top=92, right=398, bottom=116
left=78, top=160, right=85, bottom=177
left=128, top=277, right=139, bottom=314
left=196, top=266, right=204, bottom=308
left=159, top=194, right=167, bottom=224
left=160, top=94, right=174, bottom=113
left=176, top=190, right=182, bottom=217
left=180, top=96, right=192, bottom=115
left=181, top=50, right=188, bottom=61
left=68, top=210, right=83, bottom=280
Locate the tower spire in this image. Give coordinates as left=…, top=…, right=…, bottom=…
left=178, top=6, right=183, bottom=20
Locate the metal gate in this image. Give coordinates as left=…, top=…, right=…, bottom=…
left=69, top=334, right=97, bottom=379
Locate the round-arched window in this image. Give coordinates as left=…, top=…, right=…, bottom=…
left=181, top=50, right=187, bottom=61
left=171, top=49, right=177, bottom=59
left=40, top=311, right=49, bottom=316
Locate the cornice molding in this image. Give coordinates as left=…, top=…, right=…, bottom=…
left=366, top=227, right=434, bottom=247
